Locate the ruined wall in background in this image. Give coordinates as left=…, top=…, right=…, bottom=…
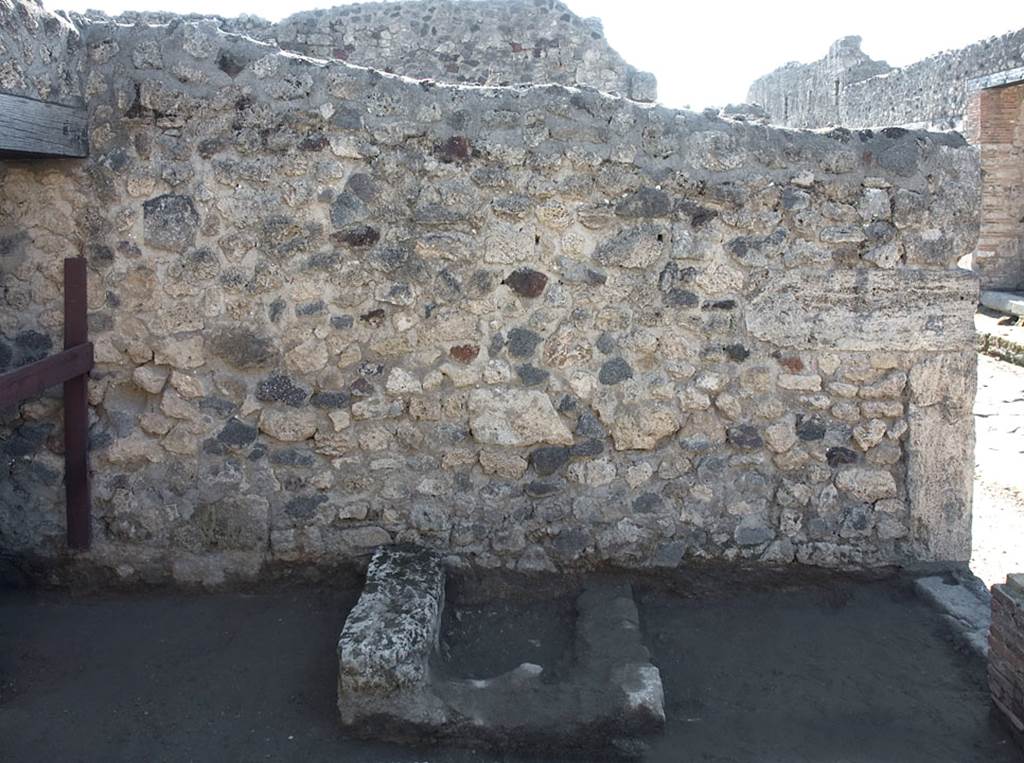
left=84, top=0, right=657, bottom=102
left=1, top=2, right=980, bottom=585
left=749, top=31, right=1024, bottom=131
left=965, top=81, right=1024, bottom=291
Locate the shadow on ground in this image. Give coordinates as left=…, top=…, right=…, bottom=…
left=1, top=576, right=1020, bottom=762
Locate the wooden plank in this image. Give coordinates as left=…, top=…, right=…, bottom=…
left=0, top=343, right=93, bottom=408
left=63, top=257, right=91, bottom=549
left=0, top=92, right=88, bottom=159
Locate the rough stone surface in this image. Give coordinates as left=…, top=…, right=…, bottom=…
left=338, top=548, right=665, bottom=754
left=0, top=0, right=981, bottom=581
left=468, top=389, right=572, bottom=447
left=338, top=547, right=445, bottom=694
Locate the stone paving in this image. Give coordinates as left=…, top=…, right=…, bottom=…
left=971, top=353, right=1024, bottom=588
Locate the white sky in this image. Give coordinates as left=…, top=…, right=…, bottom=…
left=51, top=0, right=1024, bottom=109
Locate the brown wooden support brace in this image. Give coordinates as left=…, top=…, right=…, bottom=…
left=0, top=258, right=93, bottom=549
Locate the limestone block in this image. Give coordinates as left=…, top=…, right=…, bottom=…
left=259, top=407, right=319, bottom=442
left=468, top=389, right=572, bottom=447
left=746, top=268, right=978, bottom=351
left=907, top=404, right=973, bottom=562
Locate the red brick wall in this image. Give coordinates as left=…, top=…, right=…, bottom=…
left=968, top=83, right=1024, bottom=290
left=990, top=575, right=1024, bottom=737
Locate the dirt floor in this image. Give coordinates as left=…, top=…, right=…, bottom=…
left=971, top=353, right=1024, bottom=588
left=1, top=577, right=1021, bottom=762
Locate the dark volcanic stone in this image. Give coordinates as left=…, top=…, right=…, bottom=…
left=570, top=438, right=604, bottom=457
left=735, top=525, right=774, bottom=546
left=796, top=415, right=827, bottom=441
left=664, top=288, right=700, bottom=308
left=361, top=308, right=386, bottom=327
left=525, top=480, right=560, bottom=498
left=143, top=194, right=199, bottom=252
left=2, top=422, right=53, bottom=458
left=14, top=330, right=52, bottom=364
left=595, top=333, right=616, bottom=355
left=507, top=328, right=543, bottom=358
left=503, top=268, right=548, bottom=298
left=615, top=187, right=672, bottom=218
left=270, top=448, right=316, bottom=466
left=199, top=397, right=238, bottom=417
left=295, top=300, right=325, bottom=316
left=826, top=447, right=859, bottom=467
left=598, top=358, right=633, bottom=385
left=727, top=425, right=763, bottom=449
left=633, top=493, right=663, bottom=513
left=310, top=391, right=351, bottom=409
left=284, top=494, right=328, bottom=520
left=723, top=343, right=750, bottom=362
left=350, top=378, right=375, bottom=397
left=269, top=298, right=286, bottom=323
left=216, top=50, right=245, bottom=77
left=217, top=418, right=258, bottom=447
left=0, top=339, right=11, bottom=371
left=575, top=411, right=606, bottom=438
left=331, top=315, right=354, bottom=330
left=333, top=225, right=380, bottom=248
left=255, top=374, right=308, bottom=407
left=516, top=364, right=549, bottom=386
left=531, top=446, right=570, bottom=476
left=557, top=395, right=578, bottom=413
left=209, top=328, right=275, bottom=369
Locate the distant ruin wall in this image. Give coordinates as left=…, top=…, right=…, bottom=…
left=83, top=0, right=657, bottom=102
left=1, top=0, right=980, bottom=585
left=749, top=31, right=1024, bottom=130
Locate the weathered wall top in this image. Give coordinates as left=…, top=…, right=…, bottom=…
left=0, top=0, right=980, bottom=585
left=78, top=0, right=657, bottom=102
left=0, top=0, right=83, bottom=104
left=749, top=30, right=1024, bottom=130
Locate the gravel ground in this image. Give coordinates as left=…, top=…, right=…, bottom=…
left=1, top=577, right=1021, bottom=762
left=971, top=354, right=1024, bottom=588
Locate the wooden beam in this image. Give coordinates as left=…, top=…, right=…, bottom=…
left=0, top=343, right=93, bottom=409
left=63, top=257, right=92, bottom=549
left=0, top=92, right=88, bottom=159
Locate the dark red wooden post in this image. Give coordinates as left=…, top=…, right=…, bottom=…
left=63, top=257, right=91, bottom=549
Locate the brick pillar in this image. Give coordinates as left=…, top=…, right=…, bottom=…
left=990, top=574, right=1024, bottom=740
left=970, top=83, right=1024, bottom=291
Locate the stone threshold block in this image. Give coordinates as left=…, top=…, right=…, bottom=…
left=990, top=573, right=1024, bottom=745
left=981, top=290, right=1024, bottom=318
left=914, top=572, right=991, bottom=658
left=337, top=547, right=665, bottom=757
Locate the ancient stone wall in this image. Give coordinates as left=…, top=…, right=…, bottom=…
left=81, top=0, right=657, bottom=102
left=749, top=31, right=1024, bottom=131
left=0, top=0, right=83, bottom=104
left=1, top=1, right=980, bottom=585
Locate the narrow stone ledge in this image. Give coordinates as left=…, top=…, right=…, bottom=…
left=914, top=572, right=991, bottom=657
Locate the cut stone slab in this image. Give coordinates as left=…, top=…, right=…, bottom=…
left=337, top=547, right=665, bottom=756
left=915, top=573, right=991, bottom=657
left=337, top=546, right=445, bottom=695
left=981, top=290, right=1024, bottom=318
